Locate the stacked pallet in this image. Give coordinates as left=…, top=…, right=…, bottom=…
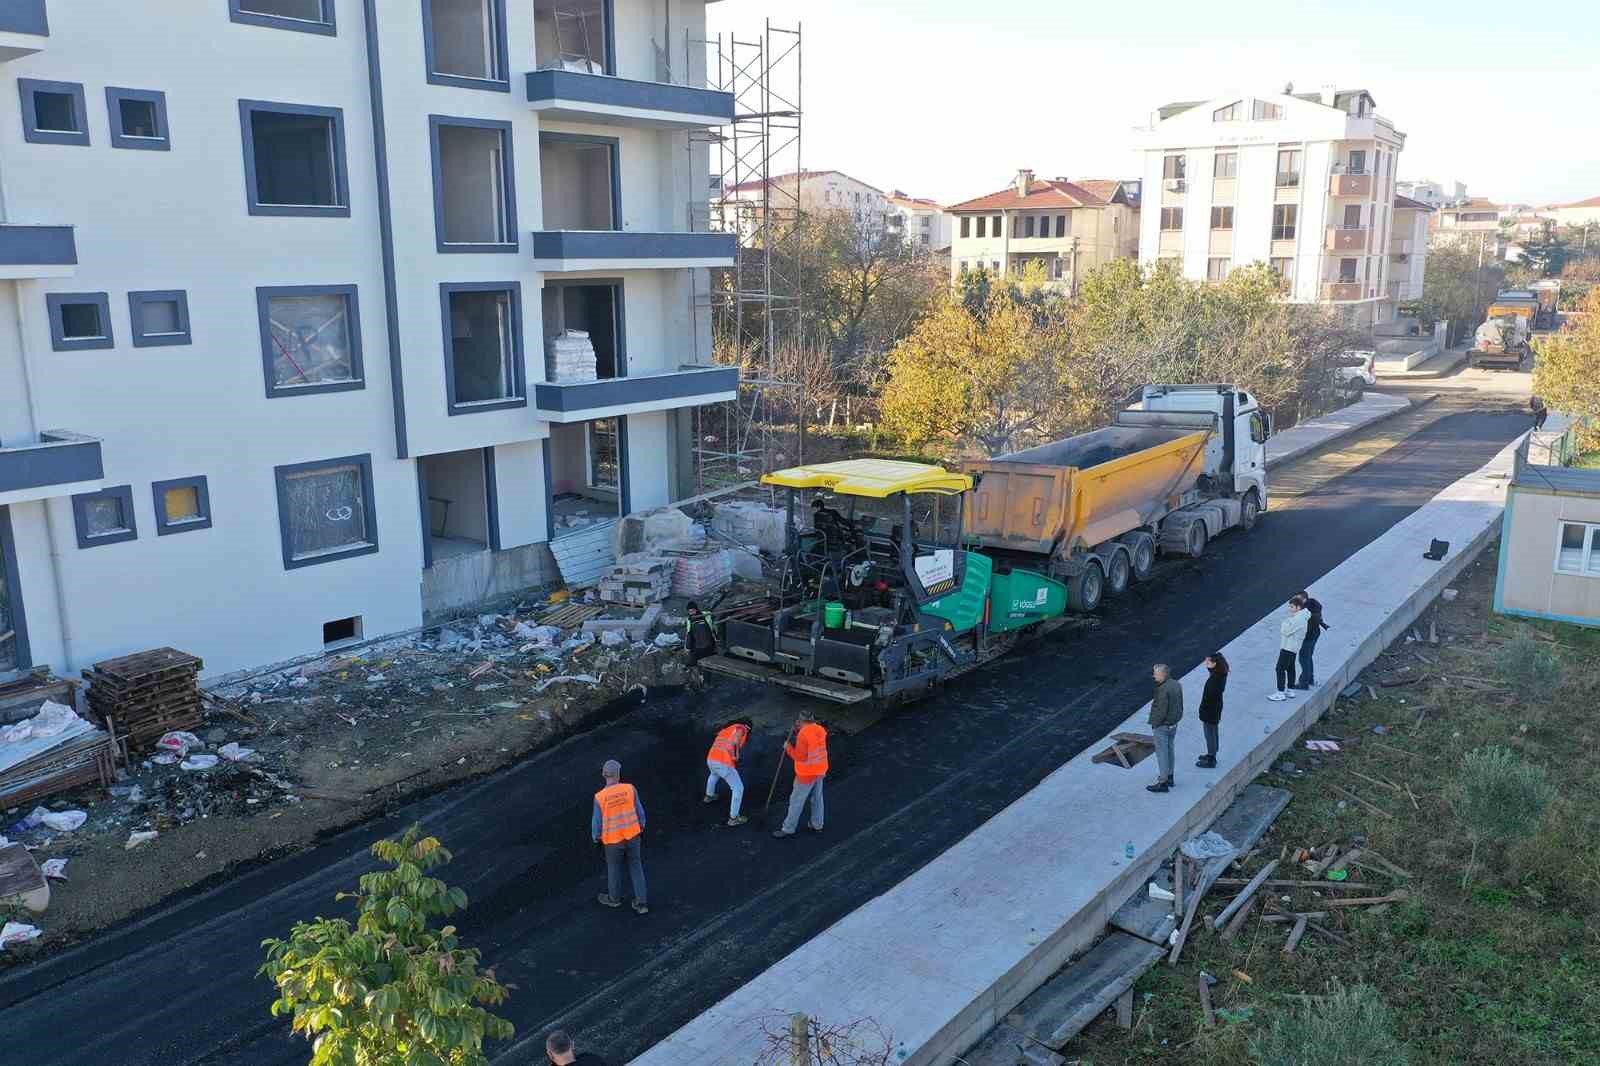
left=85, top=648, right=203, bottom=753
left=598, top=554, right=675, bottom=606
left=0, top=678, right=118, bottom=808
left=545, top=329, right=598, bottom=383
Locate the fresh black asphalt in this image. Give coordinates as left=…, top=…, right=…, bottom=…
left=0, top=408, right=1526, bottom=1066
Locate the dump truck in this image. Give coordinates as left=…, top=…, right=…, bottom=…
left=1472, top=313, right=1531, bottom=370
left=703, top=384, right=1270, bottom=705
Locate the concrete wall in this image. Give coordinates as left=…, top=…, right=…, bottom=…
left=424, top=449, right=489, bottom=544
left=1498, top=487, right=1600, bottom=624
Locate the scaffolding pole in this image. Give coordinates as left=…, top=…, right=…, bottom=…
left=687, top=19, right=804, bottom=496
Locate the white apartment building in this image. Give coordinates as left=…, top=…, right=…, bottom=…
left=1396, top=178, right=1466, bottom=210
left=1390, top=194, right=1432, bottom=302
left=723, top=168, right=890, bottom=233
left=947, top=170, right=1140, bottom=288
left=0, top=0, right=739, bottom=679
left=884, top=191, right=950, bottom=252
left=1135, top=87, right=1406, bottom=326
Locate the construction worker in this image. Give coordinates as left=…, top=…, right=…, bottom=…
left=592, top=759, right=648, bottom=914
left=684, top=601, right=718, bottom=663
left=773, top=710, right=828, bottom=838
left=703, top=718, right=753, bottom=826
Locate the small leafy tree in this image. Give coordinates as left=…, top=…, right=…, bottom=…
left=1249, top=980, right=1408, bottom=1066
left=1534, top=288, right=1600, bottom=452
left=1452, top=746, right=1557, bottom=888
left=260, top=825, right=514, bottom=1066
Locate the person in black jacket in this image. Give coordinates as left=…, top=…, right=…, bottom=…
left=1196, top=652, right=1228, bottom=769
left=1292, top=590, right=1330, bottom=689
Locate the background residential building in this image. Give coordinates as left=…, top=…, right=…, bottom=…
left=1396, top=178, right=1466, bottom=209
left=1390, top=194, right=1432, bottom=303
left=723, top=168, right=890, bottom=231
left=1552, top=195, right=1600, bottom=228
left=0, top=0, right=738, bottom=679
left=946, top=169, right=1140, bottom=288
left=884, top=191, right=950, bottom=252
left=1134, top=86, right=1406, bottom=326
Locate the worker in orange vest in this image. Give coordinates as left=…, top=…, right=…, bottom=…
left=773, top=710, right=828, bottom=838
left=591, top=759, right=648, bottom=914
left=703, top=718, right=753, bottom=827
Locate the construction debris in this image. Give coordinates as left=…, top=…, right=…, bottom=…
left=0, top=686, right=117, bottom=808
left=86, top=648, right=203, bottom=754
left=1212, top=859, right=1280, bottom=931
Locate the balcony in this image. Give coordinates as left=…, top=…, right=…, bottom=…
left=0, top=224, right=76, bottom=279
left=1330, top=171, right=1372, bottom=197
left=0, top=430, right=104, bottom=507
left=534, top=365, right=738, bottom=422
left=1321, top=281, right=1363, bottom=302
left=0, top=0, right=48, bottom=62
left=1390, top=238, right=1413, bottom=256
left=1325, top=226, right=1368, bottom=252
left=526, top=70, right=733, bottom=130
left=530, top=230, right=736, bottom=272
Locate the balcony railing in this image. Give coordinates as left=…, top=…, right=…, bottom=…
left=0, top=1, right=48, bottom=59
left=530, top=230, right=737, bottom=272
left=0, top=430, right=104, bottom=506
left=0, top=223, right=76, bottom=279
left=1322, top=281, right=1363, bottom=301
left=1330, top=172, right=1372, bottom=197
left=1325, top=226, right=1368, bottom=252
left=525, top=70, right=734, bottom=130
left=534, top=365, right=738, bottom=423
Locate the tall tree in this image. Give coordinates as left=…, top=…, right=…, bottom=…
left=1418, top=241, right=1506, bottom=345
left=1517, top=221, right=1569, bottom=278
left=1533, top=288, right=1600, bottom=451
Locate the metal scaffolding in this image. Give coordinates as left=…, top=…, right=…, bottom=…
left=687, top=19, right=804, bottom=494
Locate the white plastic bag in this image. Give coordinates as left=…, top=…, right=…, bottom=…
left=156, top=731, right=201, bottom=757
left=218, top=742, right=255, bottom=762
left=125, top=830, right=159, bottom=850
left=0, top=922, right=42, bottom=949
left=653, top=632, right=682, bottom=648
left=27, top=807, right=87, bottom=833
left=26, top=700, right=80, bottom=739
left=1179, top=830, right=1237, bottom=861
left=41, top=858, right=68, bottom=881
left=181, top=754, right=219, bottom=771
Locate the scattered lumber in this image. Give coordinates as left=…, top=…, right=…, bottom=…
left=1212, top=859, right=1279, bottom=931
left=1218, top=899, right=1255, bottom=943
left=1348, top=770, right=1403, bottom=793
left=1263, top=911, right=1329, bottom=922
left=1305, top=920, right=1353, bottom=946
left=1213, top=878, right=1377, bottom=891
left=1198, top=975, right=1216, bottom=1028
left=1282, top=916, right=1309, bottom=954
left=1167, top=887, right=1205, bottom=966
left=1356, top=849, right=1414, bottom=878
left=1323, top=890, right=1411, bottom=907
left=1330, top=783, right=1394, bottom=820
left=1329, top=848, right=1363, bottom=873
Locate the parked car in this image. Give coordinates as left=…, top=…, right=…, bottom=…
left=1335, top=351, right=1376, bottom=397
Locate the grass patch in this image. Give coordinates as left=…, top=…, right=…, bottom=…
left=1065, top=553, right=1600, bottom=1065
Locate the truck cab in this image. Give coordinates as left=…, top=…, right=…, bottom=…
left=1136, top=383, right=1270, bottom=510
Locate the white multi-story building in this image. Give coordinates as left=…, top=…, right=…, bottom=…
left=1396, top=179, right=1466, bottom=210
left=1135, top=87, right=1406, bottom=326
left=723, top=169, right=890, bottom=233
left=947, top=170, right=1140, bottom=288
left=1389, top=194, right=1432, bottom=302
left=884, top=191, right=950, bottom=252
left=0, top=0, right=740, bottom=679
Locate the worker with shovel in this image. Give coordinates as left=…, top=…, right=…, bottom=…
left=772, top=710, right=829, bottom=838
left=704, top=717, right=753, bottom=826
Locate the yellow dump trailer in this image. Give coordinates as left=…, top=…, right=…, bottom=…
left=960, top=384, right=1271, bottom=612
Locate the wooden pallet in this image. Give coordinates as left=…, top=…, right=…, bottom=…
left=0, top=729, right=118, bottom=807
left=536, top=603, right=606, bottom=629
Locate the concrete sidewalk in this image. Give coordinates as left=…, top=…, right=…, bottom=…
left=1266, top=391, right=1411, bottom=469
left=1377, top=345, right=1470, bottom=380
left=630, top=432, right=1524, bottom=1066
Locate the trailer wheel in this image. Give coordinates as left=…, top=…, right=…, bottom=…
left=1066, top=560, right=1105, bottom=613
left=1104, top=549, right=1131, bottom=597
left=1124, top=533, right=1156, bottom=582
left=1186, top=520, right=1209, bottom=558
left=1241, top=490, right=1261, bottom=532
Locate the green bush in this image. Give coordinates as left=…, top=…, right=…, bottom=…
left=1248, top=980, right=1408, bottom=1066
left=1494, top=632, right=1563, bottom=693
left=1453, top=745, right=1558, bottom=887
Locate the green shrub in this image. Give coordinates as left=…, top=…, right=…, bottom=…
left=1494, top=632, right=1563, bottom=692
left=1249, top=980, right=1408, bottom=1066
left=1453, top=745, right=1557, bottom=886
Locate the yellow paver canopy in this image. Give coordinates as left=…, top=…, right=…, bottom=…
left=762, top=459, right=973, bottom=498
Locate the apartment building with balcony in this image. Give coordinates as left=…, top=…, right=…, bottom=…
left=1389, top=194, right=1432, bottom=303
left=1134, top=87, right=1406, bottom=326
left=0, top=0, right=737, bottom=680
left=947, top=170, right=1140, bottom=288
left=884, top=191, right=950, bottom=252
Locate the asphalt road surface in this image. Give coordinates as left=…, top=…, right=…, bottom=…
left=0, top=405, right=1527, bottom=1066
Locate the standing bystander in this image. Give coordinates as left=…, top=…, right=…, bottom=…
left=1292, top=590, right=1329, bottom=689
left=1269, top=596, right=1308, bottom=701
left=1146, top=663, right=1183, bottom=793
left=1195, top=652, right=1229, bottom=769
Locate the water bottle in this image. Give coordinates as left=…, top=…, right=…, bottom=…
left=895, top=1043, right=909, bottom=1062
left=1125, top=841, right=1136, bottom=860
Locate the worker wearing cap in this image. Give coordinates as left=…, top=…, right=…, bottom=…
left=773, top=710, right=828, bottom=838
left=703, top=718, right=753, bottom=827
left=592, top=759, right=648, bottom=914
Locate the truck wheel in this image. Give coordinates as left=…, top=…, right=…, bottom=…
left=1186, top=520, right=1209, bottom=558
left=1067, top=561, right=1105, bottom=613
left=1241, top=490, right=1261, bottom=531
left=1104, top=549, right=1131, bottom=597
left=1124, top=533, right=1155, bottom=582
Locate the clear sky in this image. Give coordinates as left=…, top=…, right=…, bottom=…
left=706, top=0, right=1599, bottom=208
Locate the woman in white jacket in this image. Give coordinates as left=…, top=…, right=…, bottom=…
left=1268, top=596, right=1309, bottom=701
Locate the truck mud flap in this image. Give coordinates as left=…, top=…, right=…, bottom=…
left=815, top=638, right=872, bottom=684
left=724, top=620, right=775, bottom=663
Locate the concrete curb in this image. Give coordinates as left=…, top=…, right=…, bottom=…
left=1265, top=392, right=1413, bottom=470
left=629, top=431, right=1525, bottom=1066
left=1377, top=346, right=1470, bottom=380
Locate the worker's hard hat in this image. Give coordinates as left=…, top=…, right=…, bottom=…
left=602, top=759, right=622, bottom=776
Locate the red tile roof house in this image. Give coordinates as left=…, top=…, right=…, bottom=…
left=946, top=169, right=1141, bottom=289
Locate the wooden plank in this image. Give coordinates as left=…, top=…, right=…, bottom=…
left=1006, top=932, right=1166, bottom=1050
left=1331, top=783, right=1394, bottom=820
left=1212, top=860, right=1280, bottom=930
left=1282, top=916, right=1309, bottom=954
left=1115, top=988, right=1133, bottom=1030
left=1217, top=898, right=1254, bottom=943
left=1198, top=976, right=1216, bottom=1028
left=1167, top=887, right=1204, bottom=966
left=1323, top=890, right=1410, bottom=908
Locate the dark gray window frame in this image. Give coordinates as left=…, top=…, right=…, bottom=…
left=18, top=78, right=90, bottom=146
left=0, top=504, right=31, bottom=672
left=535, top=0, right=617, bottom=74
left=429, top=114, right=519, bottom=253
left=543, top=276, right=627, bottom=379
left=256, top=283, right=366, bottom=398
left=422, top=0, right=511, bottom=92
left=440, top=281, right=527, bottom=415
left=71, top=485, right=138, bottom=548
left=106, top=87, right=171, bottom=150
left=129, top=289, right=192, bottom=348
left=228, top=0, right=337, bottom=36
left=46, top=291, right=114, bottom=352
left=274, top=453, right=380, bottom=570
left=152, top=475, right=213, bottom=536
left=238, top=99, right=351, bottom=218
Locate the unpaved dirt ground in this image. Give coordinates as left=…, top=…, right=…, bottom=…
left=1, top=593, right=710, bottom=959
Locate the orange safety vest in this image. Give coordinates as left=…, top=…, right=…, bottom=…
left=707, top=723, right=749, bottom=767
left=787, top=722, right=829, bottom=783
left=595, top=783, right=642, bottom=844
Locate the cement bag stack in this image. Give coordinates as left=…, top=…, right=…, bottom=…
left=709, top=500, right=788, bottom=557
left=545, top=330, right=598, bottom=383
left=672, top=550, right=734, bottom=598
